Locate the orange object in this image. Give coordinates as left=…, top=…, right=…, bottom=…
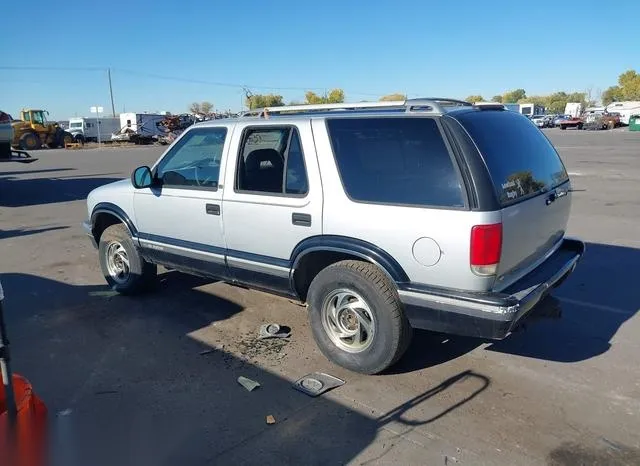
left=0, top=374, right=47, bottom=466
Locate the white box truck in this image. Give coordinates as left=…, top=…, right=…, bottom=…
left=112, top=113, right=166, bottom=143
left=68, top=117, right=121, bottom=143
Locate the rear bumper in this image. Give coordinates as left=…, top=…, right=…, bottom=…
left=399, top=238, right=585, bottom=340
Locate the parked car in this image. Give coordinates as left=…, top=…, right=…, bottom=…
left=559, top=116, right=583, bottom=130
left=554, top=115, right=571, bottom=126
left=531, top=115, right=547, bottom=128
left=83, top=98, right=584, bottom=374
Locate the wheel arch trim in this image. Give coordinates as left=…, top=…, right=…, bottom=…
left=290, top=235, right=410, bottom=284
left=91, top=202, right=139, bottom=239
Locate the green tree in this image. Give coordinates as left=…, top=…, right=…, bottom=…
left=245, top=94, right=285, bottom=110
left=200, top=101, right=214, bottom=114
left=465, top=95, right=485, bottom=103
left=304, top=89, right=345, bottom=104
left=502, top=89, right=526, bottom=103
left=380, top=93, right=406, bottom=101
left=602, top=69, right=640, bottom=104
left=491, top=95, right=503, bottom=103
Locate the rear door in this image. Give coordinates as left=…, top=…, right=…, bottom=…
left=454, top=110, right=571, bottom=290
left=221, top=121, right=322, bottom=295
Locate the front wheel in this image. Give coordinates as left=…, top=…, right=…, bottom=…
left=20, top=132, right=41, bottom=150
left=98, top=224, right=157, bottom=294
left=307, top=260, right=412, bottom=374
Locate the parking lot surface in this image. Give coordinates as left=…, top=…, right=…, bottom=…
left=1, top=130, right=639, bottom=465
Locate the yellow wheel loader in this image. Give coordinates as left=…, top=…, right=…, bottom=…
left=10, top=109, right=73, bottom=150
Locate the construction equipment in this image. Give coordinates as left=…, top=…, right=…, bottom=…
left=10, top=109, right=73, bottom=151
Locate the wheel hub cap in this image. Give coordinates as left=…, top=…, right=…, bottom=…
left=321, top=289, right=376, bottom=353
left=106, top=241, right=130, bottom=284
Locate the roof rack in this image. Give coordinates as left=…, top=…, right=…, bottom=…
left=241, top=97, right=472, bottom=118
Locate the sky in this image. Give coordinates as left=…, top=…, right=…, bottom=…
left=2, top=0, right=637, bottom=120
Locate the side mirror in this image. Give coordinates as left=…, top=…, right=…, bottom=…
left=131, top=166, right=153, bottom=189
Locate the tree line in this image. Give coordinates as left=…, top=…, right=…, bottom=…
left=188, top=69, right=639, bottom=112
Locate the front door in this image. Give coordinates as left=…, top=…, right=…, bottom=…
left=221, top=121, right=323, bottom=295
left=134, top=125, right=231, bottom=279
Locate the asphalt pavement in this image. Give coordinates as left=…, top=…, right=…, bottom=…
left=1, top=130, right=639, bottom=466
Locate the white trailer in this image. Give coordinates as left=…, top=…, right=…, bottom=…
left=519, top=103, right=545, bottom=117
left=564, top=103, right=582, bottom=118
left=68, top=117, right=121, bottom=143
left=605, top=101, right=640, bottom=125
left=112, top=113, right=166, bottom=142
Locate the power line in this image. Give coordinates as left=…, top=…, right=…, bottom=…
left=0, top=65, right=410, bottom=99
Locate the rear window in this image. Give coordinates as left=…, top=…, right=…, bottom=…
left=326, top=117, right=464, bottom=208
left=455, top=110, right=569, bottom=206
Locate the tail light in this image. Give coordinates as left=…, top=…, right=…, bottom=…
left=470, top=223, right=502, bottom=276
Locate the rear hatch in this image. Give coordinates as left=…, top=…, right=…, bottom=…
left=453, top=110, right=572, bottom=290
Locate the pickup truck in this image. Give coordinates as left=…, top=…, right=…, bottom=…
left=558, top=116, right=583, bottom=130
left=1, top=111, right=37, bottom=164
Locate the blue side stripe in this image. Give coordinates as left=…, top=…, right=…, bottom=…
left=138, top=233, right=290, bottom=268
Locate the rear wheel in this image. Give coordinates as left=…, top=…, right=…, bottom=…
left=20, top=132, right=40, bottom=150
left=560, top=125, right=566, bottom=130
left=98, top=224, right=157, bottom=294
left=577, top=123, right=583, bottom=130
left=307, top=260, right=412, bottom=374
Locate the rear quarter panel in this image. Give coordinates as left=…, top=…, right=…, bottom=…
left=311, top=119, right=499, bottom=292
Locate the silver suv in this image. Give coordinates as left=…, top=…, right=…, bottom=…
left=83, top=98, right=584, bottom=374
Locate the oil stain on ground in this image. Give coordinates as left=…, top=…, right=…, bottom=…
left=548, top=441, right=640, bottom=466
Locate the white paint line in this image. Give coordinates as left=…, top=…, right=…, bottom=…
left=558, top=297, right=636, bottom=316
left=567, top=172, right=582, bottom=176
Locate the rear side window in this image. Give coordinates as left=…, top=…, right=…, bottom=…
left=455, top=111, right=569, bottom=206
left=326, top=118, right=464, bottom=208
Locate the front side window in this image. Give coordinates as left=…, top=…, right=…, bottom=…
left=327, top=117, right=464, bottom=207
left=236, top=126, right=308, bottom=196
left=155, top=127, right=227, bottom=189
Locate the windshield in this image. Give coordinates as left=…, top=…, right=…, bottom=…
left=70, top=122, right=83, bottom=128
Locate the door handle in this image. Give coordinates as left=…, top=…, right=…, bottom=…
left=206, top=203, right=220, bottom=215
left=292, top=213, right=311, bottom=227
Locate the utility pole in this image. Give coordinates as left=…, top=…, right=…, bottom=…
left=108, top=68, right=116, bottom=117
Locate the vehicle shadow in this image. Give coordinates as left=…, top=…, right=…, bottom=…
left=0, top=226, right=69, bottom=240
left=0, top=174, right=121, bottom=207
left=394, top=241, right=639, bottom=372
left=1, top=271, right=489, bottom=465
left=0, top=168, right=75, bottom=177
left=485, top=242, right=639, bottom=362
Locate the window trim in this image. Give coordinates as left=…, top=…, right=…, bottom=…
left=325, top=116, right=469, bottom=211
left=233, top=124, right=310, bottom=199
left=151, top=126, right=228, bottom=192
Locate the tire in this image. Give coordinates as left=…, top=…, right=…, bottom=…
left=20, top=132, right=40, bottom=150
left=307, top=260, right=412, bottom=374
left=62, top=131, right=74, bottom=146
left=560, top=125, right=566, bottom=130
left=577, top=123, right=583, bottom=130
left=98, top=223, right=157, bottom=294
left=74, top=134, right=85, bottom=144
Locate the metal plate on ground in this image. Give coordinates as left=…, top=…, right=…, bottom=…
left=292, top=372, right=345, bottom=397
left=258, top=323, right=291, bottom=339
